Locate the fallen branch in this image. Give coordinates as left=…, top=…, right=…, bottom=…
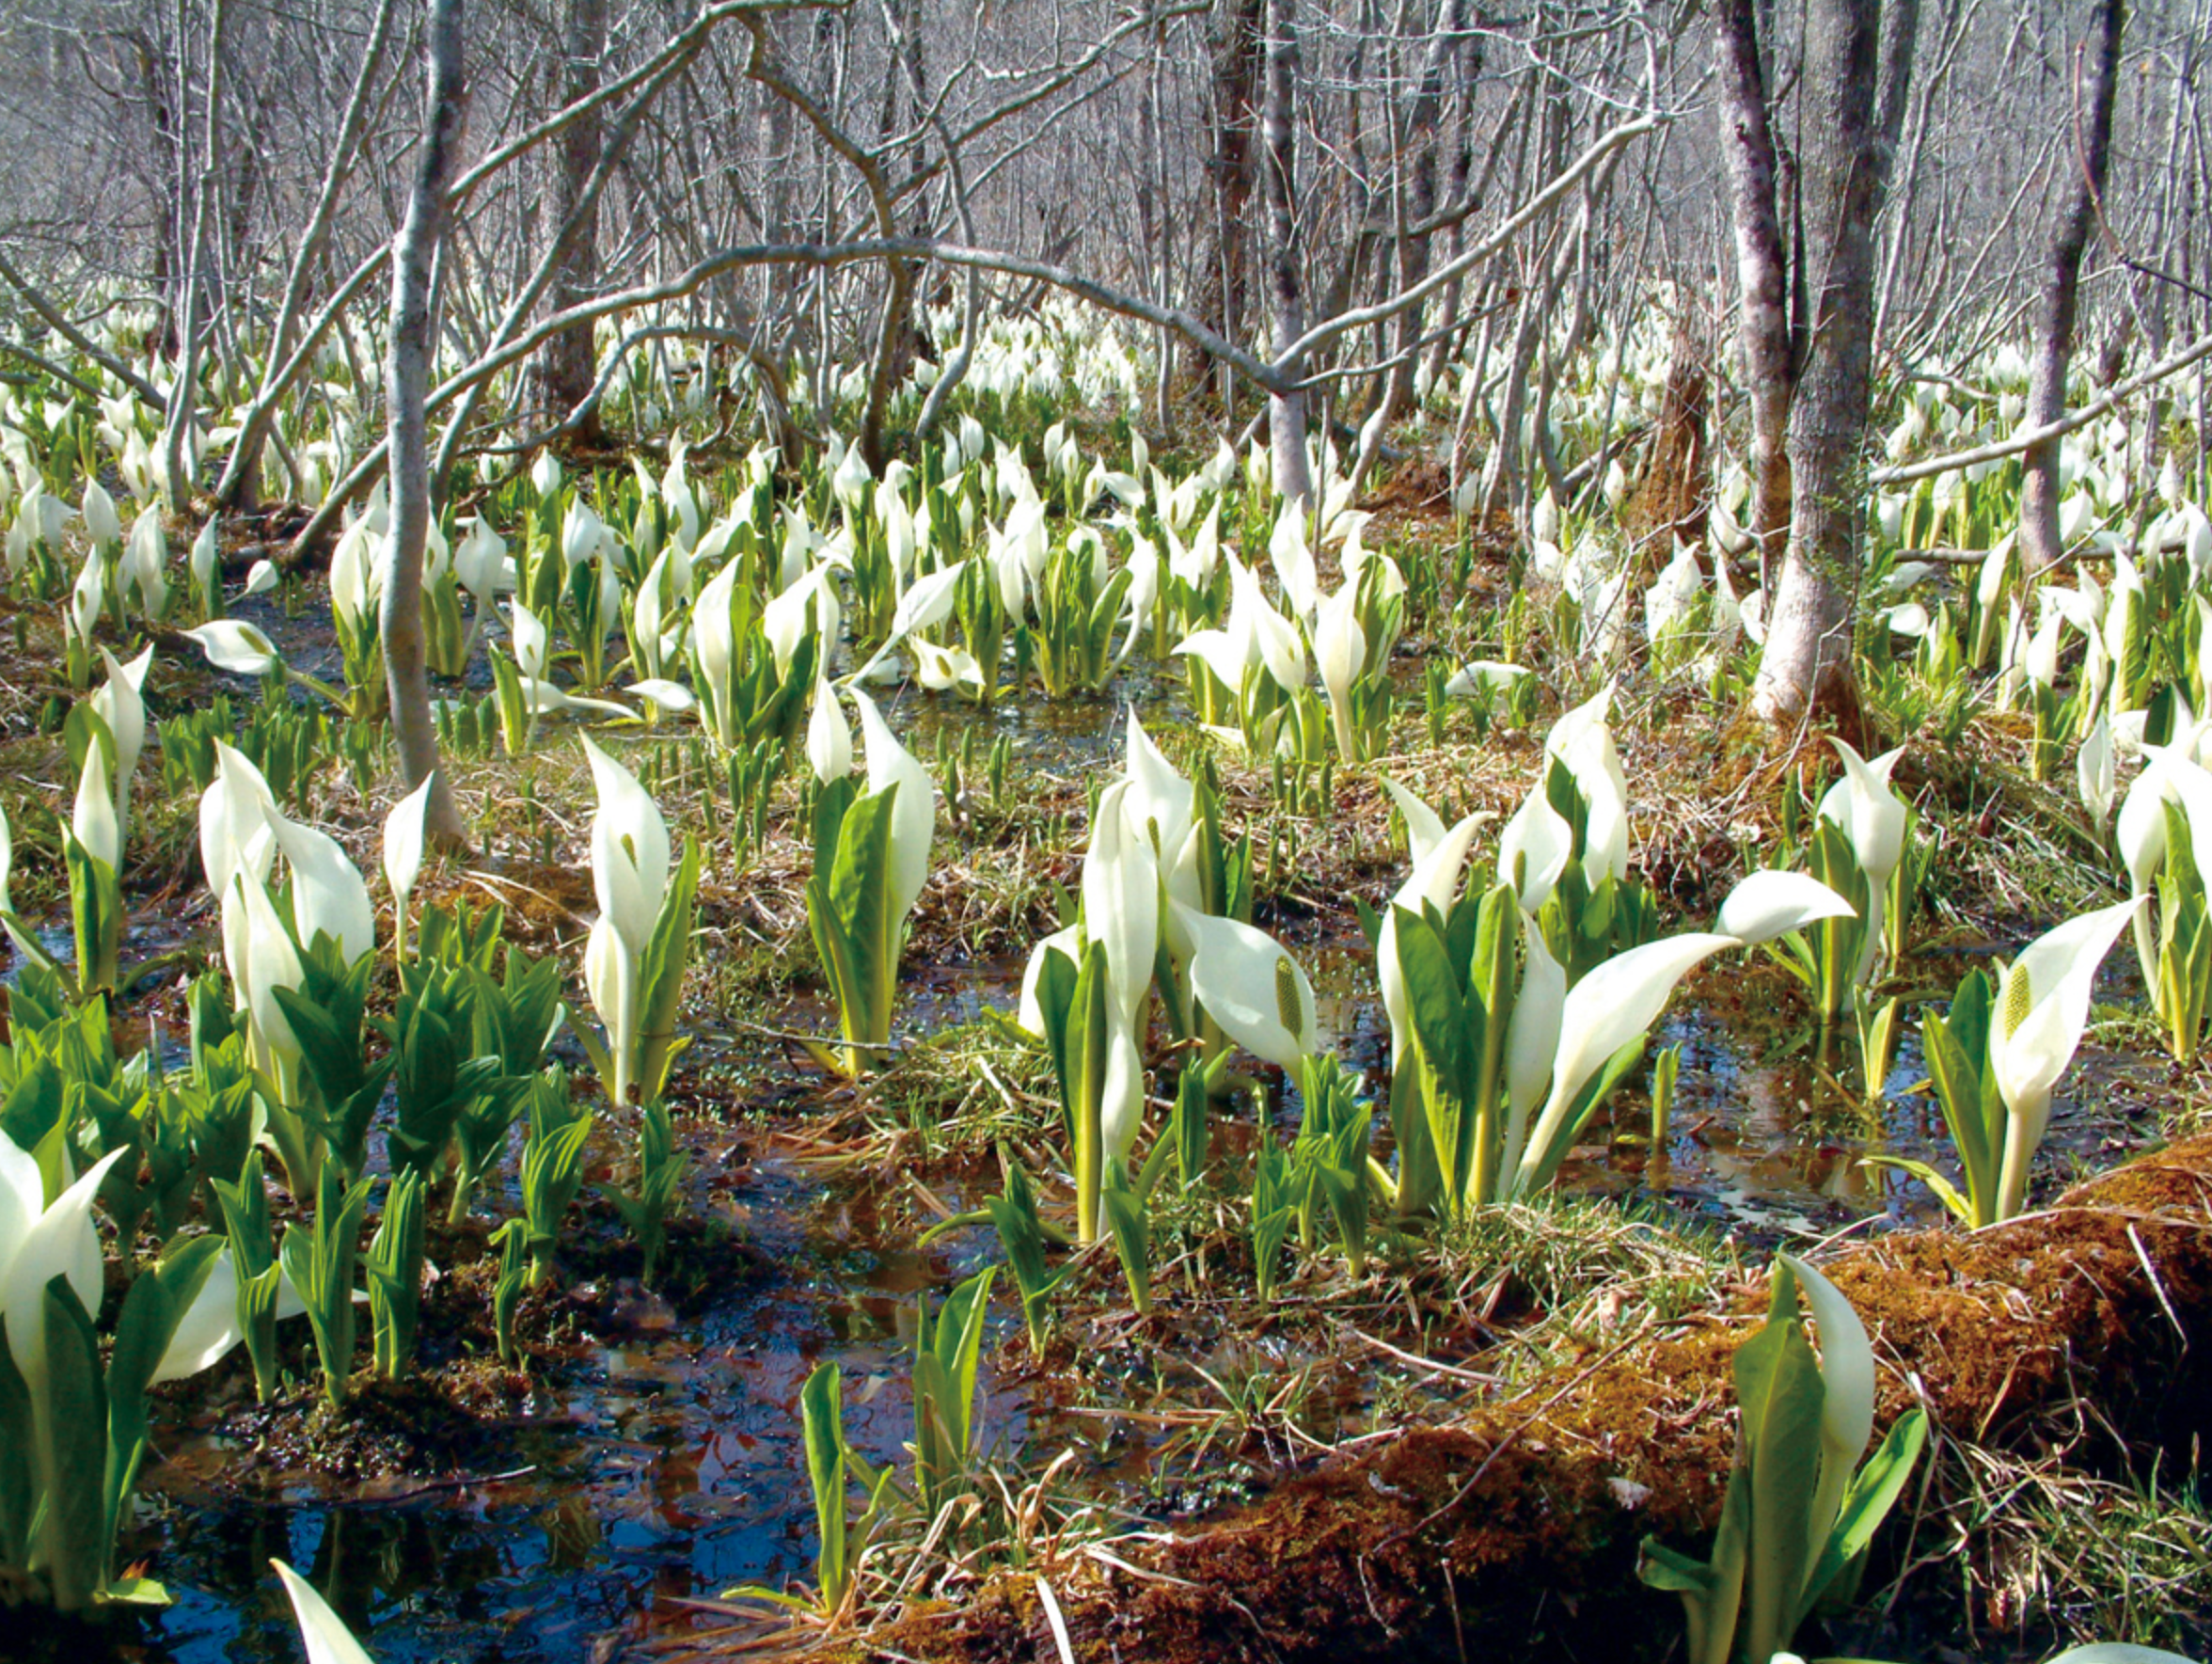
left=1874, top=328, right=2212, bottom=486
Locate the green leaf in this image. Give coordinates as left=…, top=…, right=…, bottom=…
left=1635, top=1534, right=1717, bottom=1594
left=812, top=784, right=900, bottom=1070
left=986, top=1159, right=1063, bottom=1352
left=1069, top=940, right=1112, bottom=1241
left=279, top=1165, right=373, bottom=1405
left=635, top=838, right=702, bottom=1101
left=1858, top=1154, right=1976, bottom=1227
left=1799, top=1408, right=1928, bottom=1625
left=97, top=1575, right=171, bottom=1607
left=106, top=1236, right=224, bottom=1518
left=1923, top=1013, right=1992, bottom=1225
left=1736, top=1269, right=1827, bottom=1664
left=0, top=1312, right=35, bottom=1568
left=40, top=1276, right=110, bottom=1611
left=1101, top=1164, right=1151, bottom=1314
left=800, top=1361, right=851, bottom=1612
left=368, top=1168, right=428, bottom=1379
left=932, top=1265, right=997, bottom=1460
left=1394, top=904, right=1471, bottom=1131
left=1462, top=887, right=1521, bottom=1199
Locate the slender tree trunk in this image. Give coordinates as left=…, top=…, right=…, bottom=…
left=856, top=0, right=927, bottom=470
left=1749, top=0, right=1919, bottom=728
left=1261, top=0, right=1312, bottom=510
left=1421, top=25, right=1493, bottom=397
left=213, top=0, right=399, bottom=510
left=384, top=0, right=469, bottom=845
left=1715, top=0, right=1794, bottom=581
left=530, top=0, right=608, bottom=444
left=2020, top=0, right=2125, bottom=575
left=163, top=0, right=229, bottom=514
left=1149, top=19, right=1176, bottom=435
left=1349, top=0, right=1460, bottom=496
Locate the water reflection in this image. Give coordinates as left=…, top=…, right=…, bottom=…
left=121, top=932, right=2156, bottom=1662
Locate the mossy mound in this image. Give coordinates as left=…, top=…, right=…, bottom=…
left=818, top=1137, right=2212, bottom=1664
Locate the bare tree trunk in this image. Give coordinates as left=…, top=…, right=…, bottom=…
left=1384, top=0, right=1458, bottom=414
left=855, top=0, right=928, bottom=470
left=2020, top=0, right=2125, bottom=576
left=1261, top=0, right=1312, bottom=509
left=1715, top=0, right=1795, bottom=581
left=530, top=0, right=608, bottom=445
left=1749, top=0, right=1918, bottom=729
left=213, top=0, right=399, bottom=510
left=1420, top=26, right=1495, bottom=397
left=163, top=0, right=229, bottom=514
left=1350, top=0, right=1460, bottom=496
left=384, top=0, right=468, bottom=845
left=1195, top=0, right=1263, bottom=378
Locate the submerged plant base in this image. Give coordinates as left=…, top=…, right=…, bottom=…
left=816, top=1136, right=2212, bottom=1664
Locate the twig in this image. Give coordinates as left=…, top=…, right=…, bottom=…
left=1371, top=1327, right=1649, bottom=1557
left=2125, top=1222, right=2188, bottom=1350
left=370, top=1464, right=536, bottom=1500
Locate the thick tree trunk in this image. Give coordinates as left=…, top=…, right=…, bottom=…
left=1714, top=0, right=1794, bottom=580
left=383, top=0, right=469, bottom=846
left=857, top=0, right=929, bottom=471
left=2020, top=0, right=2125, bottom=576
left=1193, top=0, right=1264, bottom=391
left=1383, top=0, right=1460, bottom=415
left=530, top=0, right=608, bottom=444
left=1261, top=0, right=1313, bottom=509
left=1749, top=0, right=1918, bottom=729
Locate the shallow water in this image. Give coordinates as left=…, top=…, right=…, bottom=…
left=101, top=930, right=2172, bottom=1664
left=54, top=626, right=2169, bottom=1661
left=123, top=1143, right=1009, bottom=1664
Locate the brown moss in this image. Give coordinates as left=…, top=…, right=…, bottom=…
left=798, top=1137, right=2212, bottom=1664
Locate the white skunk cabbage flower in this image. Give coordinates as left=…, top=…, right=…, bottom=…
left=1175, top=904, right=1318, bottom=1073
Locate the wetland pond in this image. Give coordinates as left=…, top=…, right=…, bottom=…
left=74, top=945, right=2169, bottom=1664
left=14, top=626, right=2176, bottom=1664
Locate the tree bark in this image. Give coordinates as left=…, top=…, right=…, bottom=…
left=855, top=0, right=928, bottom=472
left=383, top=0, right=469, bottom=846
left=1749, top=0, right=1918, bottom=729
left=1714, top=0, right=1795, bottom=581
left=162, top=0, right=229, bottom=515
left=1383, top=0, right=1459, bottom=415
left=2019, top=0, right=2125, bottom=576
left=530, top=0, right=608, bottom=445
left=1261, top=0, right=1313, bottom=510
left=1193, top=0, right=1264, bottom=396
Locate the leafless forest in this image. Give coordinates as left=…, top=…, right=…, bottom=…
left=7, top=6, right=2212, bottom=1659
left=4, top=0, right=2204, bottom=497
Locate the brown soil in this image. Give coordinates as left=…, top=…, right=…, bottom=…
left=810, top=1137, right=2212, bottom=1664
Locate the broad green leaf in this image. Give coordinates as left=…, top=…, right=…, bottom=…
left=40, top=1276, right=109, bottom=1611
left=635, top=838, right=702, bottom=1100
left=0, top=1312, right=33, bottom=1566
left=1737, top=1275, right=1826, bottom=1664
left=1799, top=1408, right=1928, bottom=1626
